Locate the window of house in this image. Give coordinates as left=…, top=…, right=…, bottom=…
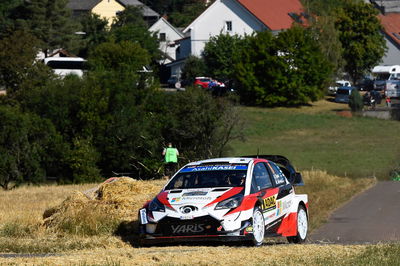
left=226, top=21, right=232, bottom=31
left=159, top=33, right=166, bottom=42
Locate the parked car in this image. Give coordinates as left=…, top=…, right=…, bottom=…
left=355, top=76, right=374, bottom=91
left=335, top=86, right=357, bottom=103
left=138, top=155, right=308, bottom=246
left=194, top=77, right=225, bottom=89
left=167, top=75, right=179, bottom=88
left=328, top=80, right=352, bottom=95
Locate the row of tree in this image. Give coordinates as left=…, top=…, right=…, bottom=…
left=181, top=0, right=385, bottom=106
left=0, top=2, right=243, bottom=189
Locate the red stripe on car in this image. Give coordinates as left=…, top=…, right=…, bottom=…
left=157, top=191, right=175, bottom=210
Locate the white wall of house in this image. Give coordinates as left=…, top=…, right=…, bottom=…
left=149, top=17, right=184, bottom=64
left=381, top=35, right=400, bottom=65
left=182, top=0, right=266, bottom=57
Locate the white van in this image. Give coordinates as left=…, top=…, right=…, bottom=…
left=44, top=57, right=86, bottom=78
left=372, top=65, right=400, bottom=91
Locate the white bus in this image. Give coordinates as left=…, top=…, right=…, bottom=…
left=44, top=57, right=86, bottom=78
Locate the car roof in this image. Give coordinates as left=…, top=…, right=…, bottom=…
left=185, top=157, right=253, bottom=166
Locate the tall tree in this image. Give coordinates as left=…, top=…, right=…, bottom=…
left=78, top=13, right=109, bottom=58
left=0, top=0, right=23, bottom=38
left=111, top=6, right=160, bottom=61
left=335, top=2, right=386, bottom=82
left=13, top=0, right=79, bottom=56
left=235, top=27, right=332, bottom=106
left=202, top=33, right=247, bottom=83
left=0, top=31, right=53, bottom=94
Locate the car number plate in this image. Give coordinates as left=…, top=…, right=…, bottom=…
left=180, top=215, right=194, bottom=220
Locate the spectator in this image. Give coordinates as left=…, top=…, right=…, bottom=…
left=162, top=142, right=179, bottom=178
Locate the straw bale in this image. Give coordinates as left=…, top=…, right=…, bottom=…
left=43, top=177, right=164, bottom=234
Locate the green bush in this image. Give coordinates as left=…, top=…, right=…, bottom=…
left=348, top=89, right=363, bottom=112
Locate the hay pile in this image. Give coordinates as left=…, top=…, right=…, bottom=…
left=43, top=177, right=164, bottom=235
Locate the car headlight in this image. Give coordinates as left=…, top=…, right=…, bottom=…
left=148, top=197, right=165, bottom=212
left=215, top=194, right=243, bottom=210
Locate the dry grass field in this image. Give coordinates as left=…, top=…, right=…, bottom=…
left=0, top=171, right=382, bottom=265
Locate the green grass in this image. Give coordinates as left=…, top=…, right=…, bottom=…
left=229, top=105, right=400, bottom=179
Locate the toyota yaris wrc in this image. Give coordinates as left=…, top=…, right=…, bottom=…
left=138, top=155, right=308, bottom=246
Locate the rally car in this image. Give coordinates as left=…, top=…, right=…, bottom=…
left=138, top=155, right=308, bottom=246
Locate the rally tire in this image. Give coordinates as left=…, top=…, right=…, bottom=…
left=250, top=207, right=265, bottom=246
left=287, top=205, right=308, bottom=244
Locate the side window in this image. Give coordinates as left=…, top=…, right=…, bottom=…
left=268, top=162, right=287, bottom=186
left=251, top=163, right=273, bottom=193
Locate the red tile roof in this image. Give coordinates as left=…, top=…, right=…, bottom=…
left=237, top=0, right=305, bottom=31
left=379, top=13, right=400, bottom=47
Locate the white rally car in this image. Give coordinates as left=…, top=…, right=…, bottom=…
left=138, top=155, right=308, bottom=246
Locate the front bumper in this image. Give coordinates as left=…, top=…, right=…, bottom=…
left=139, top=214, right=252, bottom=244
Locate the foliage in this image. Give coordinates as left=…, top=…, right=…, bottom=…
left=11, top=0, right=80, bottom=56
left=110, top=6, right=160, bottom=61
left=0, top=106, right=63, bottom=190
left=348, top=89, right=363, bottom=112
left=203, top=33, right=247, bottom=84
left=77, top=13, right=109, bottom=58
left=0, top=0, right=23, bottom=38
left=89, top=40, right=151, bottom=75
left=335, top=2, right=386, bottom=82
left=308, top=15, right=344, bottom=78
left=181, top=56, right=207, bottom=83
left=235, top=27, right=332, bottom=106
left=0, top=31, right=53, bottom=94
left=163, top=87, right=244, bottom=162
left=67, top=137, right=102, bottom=184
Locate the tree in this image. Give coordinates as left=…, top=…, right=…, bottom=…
left=235, top=27, right=333, bottom=106
left=78, top=13, right=109, bottom=58
left=163, top=87, right=244, bottom=161
left=111, top=6, right=160, bottom=61
left=0, top=31, right=53, bottom=94
left=13, top=0, right=79, bottom=56
left=0, top=106, right=63, bottom=189
left=348, top=89, right=363, bottom=112
left=335, top=2, right=386, bottom=83
left=181, top=56, right=207, bottom=83
left=203, top=33, right=247, bottom=83
left=89, top=40, right=151, bottom=75
left=0, top=0, right=23, bottom=38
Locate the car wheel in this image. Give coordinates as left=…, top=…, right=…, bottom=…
left=287, top=205, right=308, bottom=244
left=250, top=207, right=265, bottom=246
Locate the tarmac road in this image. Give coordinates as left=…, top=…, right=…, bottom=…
left=309, top=181, right=400, bottom=244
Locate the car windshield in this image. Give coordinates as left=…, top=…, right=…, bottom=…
left=165, top=168, right=247, bottom=189
left=376, top=73, right=390, bottom=80
left=337, top=88, right=350, bottom=95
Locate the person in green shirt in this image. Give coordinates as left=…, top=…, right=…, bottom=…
left=162, top=142, right=179, bottom=178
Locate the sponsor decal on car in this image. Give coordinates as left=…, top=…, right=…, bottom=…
left=276, top=200, right=292, bottom=216
left=261, top=196, right=276, bottom=212
left=171, top=197, right=181, bottom=203
left=180, top=165, right=247, bottom=173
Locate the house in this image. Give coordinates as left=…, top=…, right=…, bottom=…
left=378, top=13, right=400, bottom=65
left=167, top=0, right=306, bottom=79
left=67, top=0, right=159, bottom=25
left=149, top=17, right=184, bottom=64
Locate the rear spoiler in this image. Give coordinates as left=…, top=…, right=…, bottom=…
left=241, top=155, right=304, bottom=186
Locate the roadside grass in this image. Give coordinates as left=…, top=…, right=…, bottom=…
left=0, top=244, right=399, bottom=265
left=0, top=172, right=375, bottom=254
left=230, top=99, right=400, bottom=180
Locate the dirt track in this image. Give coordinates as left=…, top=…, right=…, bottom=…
left=309, top=181, right=400, bottom=244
